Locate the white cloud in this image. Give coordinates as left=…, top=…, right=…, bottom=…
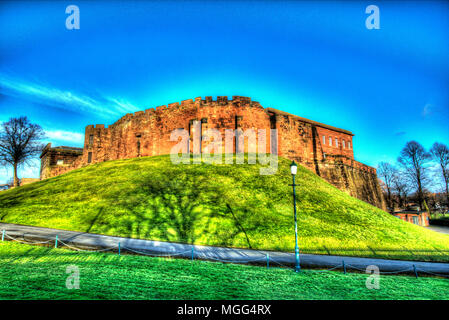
left=45, top=130, right=84, bottom=145
left=0, top=73, right=139, bottom=117
left=0, top=159, right=40, bottom=184
left=0, top=166, right=10, bottom=184
left=422, top=103, right=432, bottom=118
left=19, top=160, right=40, bottom=179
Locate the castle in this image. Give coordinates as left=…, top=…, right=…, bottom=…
left=40, top=96, right=386, bottom=210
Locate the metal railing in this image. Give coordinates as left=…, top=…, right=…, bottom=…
left=1, top=229, right=448, bottom=278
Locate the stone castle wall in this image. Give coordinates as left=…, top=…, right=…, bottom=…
left=40, top=144, right=83, bottom=180
left=40, top=96, right=386, bottom=210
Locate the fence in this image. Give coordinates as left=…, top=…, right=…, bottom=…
left=1, top=229, right=449, bottom=279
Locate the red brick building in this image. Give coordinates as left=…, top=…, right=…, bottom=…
left=40, top=96, right=386, bottom=209
left=393, top=210, right=430, bottom=227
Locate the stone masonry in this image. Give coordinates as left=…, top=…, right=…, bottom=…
left=40, top=144, right=83, bottom=179
left=40, top=96, right=386, bottom=210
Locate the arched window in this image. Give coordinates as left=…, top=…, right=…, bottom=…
left=342, top=140, right=346, bottom=149
left=335, top=138, right=339, bottom=148
left=348, top=141, right=351, bottom=149
left=329, top=137, right=332, bottom=146
left=322, top=135, right=326, bottom=145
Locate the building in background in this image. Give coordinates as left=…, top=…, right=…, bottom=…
left=40, top=144, right=83, bottom=179
left=393, top=209, right=430, bottom=227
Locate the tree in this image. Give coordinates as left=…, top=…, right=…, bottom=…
left=430, top=142, right=449, bottom=208
left=377, top=162, right=397, bottom=212
left=397, top=141, right=431, bottom=211
left=392, top=171, right=411, bottom=209
left=0, top=117, right=45, bottom=187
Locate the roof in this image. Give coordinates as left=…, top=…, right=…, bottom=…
left=40, top=143, right=83, bottom=158
left=266, top=107, right=354, bottom=136
left=52, top=146, right=84, bottom=151
left=394, top=210, right=427, bottom=215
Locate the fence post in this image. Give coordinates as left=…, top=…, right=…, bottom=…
left=1, top=230, right=4, bottom=241
left=55, top=235, right=58, bottom=248
left=343, top=260, right=346, bottom=274
left=191, top=247, right=194, bottom=261
left=413, top=264, right=418, bottom=278
left=118, top=242, right=121, bottom=256
left=266, top=253, right=269, bottom=269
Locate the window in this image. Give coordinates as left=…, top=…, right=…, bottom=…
left=342, top=140, right=346, bottom=149
left=89, top=134, right=94, bottom=146
left=201, top=118, right=208, bottom=143
left=335, top=138, right=339, bottom=148
left=189, top=119, right=197, bottom=141
left=348, top=141, right=351, bottom=149
left=322, top=136, right=326, bottom=145
left=97, top=131, right=101, bottom=147
left=57, top=160, right=64, bottom=165
left=88, top=152, right=92, bottom=163
left=235, top=116, right=243, bottom=129
left=329, top=137, right=332, bottom=146
left=235, top=116, right=243, bottom=152
left=136, top=134, right=141, bottom=156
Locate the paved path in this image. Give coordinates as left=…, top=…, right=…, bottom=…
left=1, top=222, right=448, bottom=275
left=426, top=225, right=449, bottom=235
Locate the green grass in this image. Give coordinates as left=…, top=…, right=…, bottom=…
left=431, top=214, right=449, bottom=221
left=0, top=241, right=448, bottom=300
left=1, top=155, right=449, bottom=262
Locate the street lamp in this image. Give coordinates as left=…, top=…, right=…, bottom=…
left=289, top=161, right=300, bottom=272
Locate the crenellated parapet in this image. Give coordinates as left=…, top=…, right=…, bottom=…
left=103, top=96, right=266, bottom=129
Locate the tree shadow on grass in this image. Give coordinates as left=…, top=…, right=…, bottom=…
left=92, top=169, right=261, bottom=248
left=137, top=173, right=212, bottom=244
left=85, top=207, right=104, bottom=234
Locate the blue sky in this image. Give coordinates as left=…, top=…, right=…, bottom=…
left=0, top=0, right=448, bottom=184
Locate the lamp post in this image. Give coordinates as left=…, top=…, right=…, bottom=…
left=290, top=161, right=300, bottom=272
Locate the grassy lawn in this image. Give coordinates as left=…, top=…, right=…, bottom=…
left=431, top=214, right=449, bottom=223
left=1, top=155, right=449, bottom=262
left=0, top=241, right=448, bottom=300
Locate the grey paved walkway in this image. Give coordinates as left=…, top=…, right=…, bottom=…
left=1, top=222, right=448, bottom=275
left=426, top=225, right=449, bottom=235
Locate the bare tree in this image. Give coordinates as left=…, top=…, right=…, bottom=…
left=430, top=142, right=449, bottom=208
left=398, top=141, right=431, bottom=211
left=377, top=162, right=397, bottom=212
left=0, top=117, right=45, bottom=187
left=392, top=170, right=411, bottom=209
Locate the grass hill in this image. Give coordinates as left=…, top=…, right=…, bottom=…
left=0, top=155, right=448, bottom=262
